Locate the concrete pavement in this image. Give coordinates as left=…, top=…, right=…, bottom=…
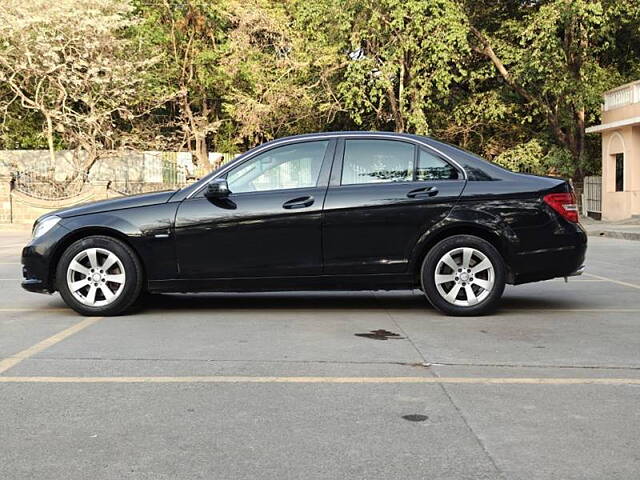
left=0, top=231, right=639, bottom=479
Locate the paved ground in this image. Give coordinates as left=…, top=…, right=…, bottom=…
left=582, top=216, right=640, bottom=241
left=1, top=230, right=639, bottom=480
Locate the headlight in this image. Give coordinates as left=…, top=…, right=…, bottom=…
left=32, top=216, right=61, bottom=239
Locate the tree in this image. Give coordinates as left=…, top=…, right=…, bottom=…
left=464, top=0, right=640, bottom=181
left=221, top=0, right=334, bottom=147
left=295, top=0, right=470, bottom=134
left=130, top=0, right=230, bottom=165
left=0, top=0, right=155, bottom=177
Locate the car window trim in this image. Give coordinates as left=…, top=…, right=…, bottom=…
left=329, top=134, right=467, bottom=188
left=189, top=138, right=336, bottom=198
left=185, top=133, right=468, bottom=199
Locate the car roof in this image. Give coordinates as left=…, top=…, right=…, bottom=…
left=265, top=131, right=507, bottom=178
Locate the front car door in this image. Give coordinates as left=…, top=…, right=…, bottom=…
left=322, top=137, right=467, bottom=274
left=175, top=139, right=335, bottom=279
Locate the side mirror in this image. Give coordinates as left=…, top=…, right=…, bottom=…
left=204, top=178, right=230, bottom=199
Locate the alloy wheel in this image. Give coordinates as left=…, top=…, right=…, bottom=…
left=434, top=247, right=495, bottom=307
left=66, top=247, right=126, bottom=307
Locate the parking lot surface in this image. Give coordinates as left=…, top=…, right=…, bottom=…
left=1, top=230, right=639, bottom=479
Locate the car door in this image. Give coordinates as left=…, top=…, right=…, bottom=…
left=175, top=139, right=335, bottom=278
left=322, top=137, right=466, bottom=274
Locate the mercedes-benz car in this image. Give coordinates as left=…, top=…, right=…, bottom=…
left=21, top=132, right=586, bottom=316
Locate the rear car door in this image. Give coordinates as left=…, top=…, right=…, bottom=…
left=322, top=137, right=466, bottom=274
left=175, top=139, right=335, bottom=278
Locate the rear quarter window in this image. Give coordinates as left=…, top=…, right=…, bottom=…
left=417, top=148, right=460, bottom=180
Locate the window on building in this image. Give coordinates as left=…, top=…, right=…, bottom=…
left=417, top=148, right=459, bottom=181
left=615, top=153, right=624, bottom=192
left=341, top=140, right=414, bottom=184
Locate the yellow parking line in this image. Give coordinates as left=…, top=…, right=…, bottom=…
left=0, top=317, right=104, bottom=374
left=0, top=376, right=639, bottom=385
left=584, top=273, right=640, bottom=290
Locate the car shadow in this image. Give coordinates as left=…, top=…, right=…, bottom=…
left=135, top=291, right=430, bottom=312
left=132, top=291, right=583, bottom=314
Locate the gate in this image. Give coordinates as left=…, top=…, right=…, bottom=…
left=582, top=176, right=602, bottom=218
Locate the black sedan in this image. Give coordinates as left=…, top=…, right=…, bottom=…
left=21, top=132, right=586, bottom=316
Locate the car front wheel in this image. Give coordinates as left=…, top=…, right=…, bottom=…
left=56, top=235, right=143, bottom=316
left=421, top=235, right=506, bottom=316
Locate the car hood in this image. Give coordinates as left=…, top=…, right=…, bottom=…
left=48, top=190, right=177, bottom=219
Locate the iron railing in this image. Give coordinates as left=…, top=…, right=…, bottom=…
left=582, top=176, right=602, bottom=215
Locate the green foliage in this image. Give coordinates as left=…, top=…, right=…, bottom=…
left=455, top=0, right=640, bottom=179
left=3, top=0, right=640, bottom=179
left=297, top=0, right=469, bottom=134
left=0, top=110, right=52, bottom=150
left=493, top=140, right=547, bottom=175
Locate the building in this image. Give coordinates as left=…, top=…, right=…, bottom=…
left=586, top=80, right=640, bottom=221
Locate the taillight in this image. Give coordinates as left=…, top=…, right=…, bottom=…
left=543, top=192, right=579, bottom=223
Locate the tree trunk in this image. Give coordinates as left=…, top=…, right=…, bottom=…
left=573, top=107, right=586, bottom=184
left=44, top=114, right=56, bottom=172
left=194, top=134, right=208, bottom=167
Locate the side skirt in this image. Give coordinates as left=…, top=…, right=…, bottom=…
left=148, top=273, right=416, bottom=293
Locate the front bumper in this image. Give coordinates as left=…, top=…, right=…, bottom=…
left=21, top=224, right=69, bottom=294
left=21, top=277, right=51, bottom=294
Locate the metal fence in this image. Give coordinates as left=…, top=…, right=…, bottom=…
left=107, top=156, right=190, bottom=195
left=582, top=176, right=602, bottom=216
left=3, top=150, right=239, bottom=199
left=11, top=170, right=89, bottom=200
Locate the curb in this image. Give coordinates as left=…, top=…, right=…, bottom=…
left=586, top=230, right=640, bottom=241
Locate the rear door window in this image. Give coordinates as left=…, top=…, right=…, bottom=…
left=341, top=140, right=415, bottom=185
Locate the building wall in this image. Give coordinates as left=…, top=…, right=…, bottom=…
left=601, top=127, right=640, bottom=221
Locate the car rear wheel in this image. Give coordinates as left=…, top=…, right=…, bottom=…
left=421, top=235, right=505, bottom=316
left=56, top=235, right=143, bottom=316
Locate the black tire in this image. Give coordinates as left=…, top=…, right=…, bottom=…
left=56, top=235, right=143, bottom=316
left=421, top=235, right=506, bottom=316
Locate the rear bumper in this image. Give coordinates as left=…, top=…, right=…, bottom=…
left=567, top=265, right=585, bottom=277
left=511, top=223, right=587, bottom=285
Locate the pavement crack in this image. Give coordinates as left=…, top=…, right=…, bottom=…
left=432, top=371, right=508, bottom=480
left=372, top=291, right=428, bottom=365
left=372, top=293, right=507, bottom=479
left=430, top=362, right=640, bottom=371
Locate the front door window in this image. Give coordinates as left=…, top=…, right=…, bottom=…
left=227, top=141, right=329, bottom=194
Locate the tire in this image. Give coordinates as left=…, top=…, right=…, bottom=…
left=56, top=235, right=143, bottom=316
left=421, top=235, right=506, bottom=316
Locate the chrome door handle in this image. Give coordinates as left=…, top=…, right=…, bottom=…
left=282, top=195, right=315, bottom=209
left=407, top=187, right=439, bottom=199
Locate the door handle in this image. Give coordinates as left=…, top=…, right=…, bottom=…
left=407, top=187, right=439, bottom=199
left=282, top=195, right=315, bottom=209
